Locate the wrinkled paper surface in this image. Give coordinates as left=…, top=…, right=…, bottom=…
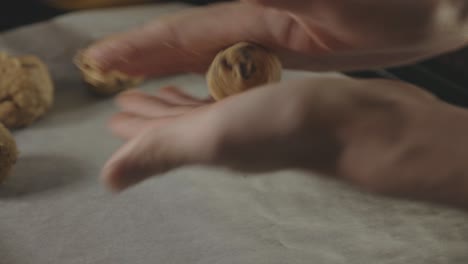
left=1, top=3, right=468, bottom=264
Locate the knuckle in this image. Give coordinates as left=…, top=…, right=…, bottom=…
left=265, top=11, right=328, bottom=54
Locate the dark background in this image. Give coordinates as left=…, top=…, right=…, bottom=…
left=0, top=0, right=226, bottom=31
left=1, top=0, right=467, bottom=107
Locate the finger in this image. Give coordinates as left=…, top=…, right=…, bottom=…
left=101, top=119, right=211, bottom=191
left=109, top=112, right=175, bottom=140
left=82, top=2, right=336, bottom=76
left=116, top=90, right=196, bottom=118
left=80, top=0, right=465, bottom=76
left=155, top=86, right=208, bottom=106
left=109, top=112, right=150, bottom=140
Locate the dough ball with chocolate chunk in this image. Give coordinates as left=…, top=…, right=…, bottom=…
left=0, top=123, right=17, bottom=183
left=74, top=51, right=143, bottom=96
left=0, top=53, right=54, bottom=129
left=206, top=42, right=282, bottom=101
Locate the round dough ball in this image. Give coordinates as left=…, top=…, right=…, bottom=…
left=0, top=53, right=54, bottom=129
left=206, top=42, right=282, bottom=101
left=74, top=51, right=143, bottom=96
left=0, top=123, right=17, bottom=183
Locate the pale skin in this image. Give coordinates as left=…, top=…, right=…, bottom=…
left=83, top=0, right=468, bottom=209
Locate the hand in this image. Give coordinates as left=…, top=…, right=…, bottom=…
left=83, top=0, right=468, bottom=76
left=90, top=0, right=468, bottom=210
left=102, top=76, right=468, bottom=209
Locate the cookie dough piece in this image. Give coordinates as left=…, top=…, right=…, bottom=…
left=74, top=51, right=143, bottom=96
left=0, top=123, right=17, bottom=183
left=206, top=42, right=282, bottom=101
left=0, top=52, right=54, bottom=129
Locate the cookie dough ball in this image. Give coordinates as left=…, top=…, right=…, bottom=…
left=0, top=52, right=54, bottom=129
left=74, top=51, right=143, bottom=96
left=206, top=42, right=282, bottom=101
left=0, top=123, right=18, bottom=183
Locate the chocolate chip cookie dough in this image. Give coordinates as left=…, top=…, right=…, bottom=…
left=0, top=123, right=17, bottom=183
left=206, top=42, right=282, bottom=101
left=0, top=52, right=54, bottom=128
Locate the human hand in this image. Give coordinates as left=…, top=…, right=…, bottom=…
left=102, top=76, right=468, bottom=209
left=89, top=0, right=468, bottom=209
left=83, top=0, right=468, bottom=76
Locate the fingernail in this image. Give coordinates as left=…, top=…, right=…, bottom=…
left=85, top=41, right=123, bottom=70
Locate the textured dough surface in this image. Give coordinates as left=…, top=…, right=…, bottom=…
left=206, top=42, right=282, bottom=101
left=0, top=52, right=54, bottom=128
left=0, top=123, right=17, bottom=183
left=74, top=51, right=143, bottom=96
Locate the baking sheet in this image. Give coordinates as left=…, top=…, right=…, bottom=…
left=1, top=3, right=468, bottom=263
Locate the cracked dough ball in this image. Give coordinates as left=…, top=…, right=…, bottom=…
left=74, top=51, right=143, bottom=96
left=0, top=123, right=17, bottom=183
left=206, top=42, right=282, bottom=101
left=0, top=52, right=54, bottom=128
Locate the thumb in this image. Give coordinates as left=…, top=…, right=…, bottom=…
left=101, top=123, right=210, bottom=191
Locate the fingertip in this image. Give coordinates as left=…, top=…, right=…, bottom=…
left=119, top=88, right=143, bottom=97
left=101, top=122, right=198, bottom=192
left=100, top=133, right=158, bottom=192
left=101, top=155, right=144, bottom=192
left=85, top=39, right=133, bottom=74
left=114, top=89, right=141, bottom=108
left=82, top=45, right=113, bottom=72
left=101, top=159, right=127, bottom=192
